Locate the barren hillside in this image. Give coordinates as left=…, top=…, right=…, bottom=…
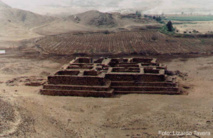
left=33, top=10, right=158, bottom=36
left=0, top=0, right=55, bottom=41
left=0, top=0, right=159, bottom=41
left=69, top=10, right=116, bottom=27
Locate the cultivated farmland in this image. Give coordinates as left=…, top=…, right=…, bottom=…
left=166, top=15, right=213, bottom=21
left=36, top=30, right=213, bottom=55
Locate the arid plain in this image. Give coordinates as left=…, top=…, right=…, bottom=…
left=0, top=1, right=213, bottom=137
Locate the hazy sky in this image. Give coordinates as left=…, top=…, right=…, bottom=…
left=2, top=0, right=213, bottom=15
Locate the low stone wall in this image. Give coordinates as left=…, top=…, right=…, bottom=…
left=73, top=57, right=92, bottom=63
left=48, top=76, right=106, bottom=85
left=111, top=82, right=177, bottom=87
left=141, top=63, right=159, bottom=66
left=116, top=64, right=139, bottom=67
left=132, top=58, right=153, bottom=63
left=84, top=71, right=100, bottom=76
left=112, top=86, right=178, bottom=91
left=55, top=70, right=80, bottom=75
left=144, top=69, right=160, bottom=74
left=67, top=65, right=93, bottom=69
left=106, top=74, right=165, bottom=82
left=115, top=90, right=180, bottom=95
left=40, top=89, right=113, bottom=97
left=112, top=67, right=140, bottom=73
left=44, top=84, right=110, bottom=91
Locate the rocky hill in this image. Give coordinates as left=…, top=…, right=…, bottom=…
left=0, top=1, right=157, bottom=41
left=0, top=0, right=55, bottom=41
left=71, top=10, right=117, bottom=27
left=0, top=1, right=54, bottom=28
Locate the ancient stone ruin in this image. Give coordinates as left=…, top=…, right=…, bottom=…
left=40, top=57, right=180, bottom=97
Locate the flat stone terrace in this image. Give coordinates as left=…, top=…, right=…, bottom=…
left=40, top=57, right=180, bottom=97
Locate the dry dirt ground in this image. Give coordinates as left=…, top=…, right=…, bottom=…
left=174, top=21, right=213, bottom=34
left=0, top=52, right=213, bottom=138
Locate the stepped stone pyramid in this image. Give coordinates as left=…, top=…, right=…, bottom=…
left=40, top=57, right=180, bottom=97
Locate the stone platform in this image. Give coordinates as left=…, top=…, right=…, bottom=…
left=40, top=57, right=180, bottom=97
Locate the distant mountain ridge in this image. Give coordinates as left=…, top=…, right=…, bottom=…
left=0, top=0, right=157, bottom=41
left=0, top=0, right=54, bottom=27
left=0, top=0, right=151, bottom=29
left=68, top=10, right=117, bottom=27
left=0, top=0, right=10, bottom=8
left=0, top=0, right=56, bottom=41
left=3, top=0, right=212, bottom=16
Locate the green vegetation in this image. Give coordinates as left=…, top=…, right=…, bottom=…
left=160, top=21, right=175, bottom=35
left=154, top=16, right=164, bottom=24
left=160, top=25, right=175, bottom=35
left=135, top=11, right=142, bottom=18
left=166, top=15, right=213, bottom=21
left=172, top=22, right=197, bottom=25
left=144, top=15, right=165, bottom=24
left=166, top=21, right=173, bottom=32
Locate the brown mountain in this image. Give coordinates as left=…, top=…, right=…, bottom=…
left=68, top=10, right=117, bottom=27
left=0, top=0, right=56, bottom=41
left=0, top=1, right=54, bottom=27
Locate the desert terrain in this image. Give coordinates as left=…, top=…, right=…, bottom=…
left=174, top=21, right=213, bottom=34
left=0, top=50, right=212, bottom=138
left=0, top=1, right=213, bottom=138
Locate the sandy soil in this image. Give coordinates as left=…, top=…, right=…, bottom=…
left=174, top=21, right=213, bottom=34
left=0, top=51, right=212, bottom=138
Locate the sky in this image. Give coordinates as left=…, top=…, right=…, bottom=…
left=2, top=0, right=213, bottom=15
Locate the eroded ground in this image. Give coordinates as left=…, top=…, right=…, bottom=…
left=0, top=52, right=213, bottom=138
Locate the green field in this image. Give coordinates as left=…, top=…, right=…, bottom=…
left=166, top=15, right=213, bottom=21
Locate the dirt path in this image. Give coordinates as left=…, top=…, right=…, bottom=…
left=0, top=54, right=212, bottom=137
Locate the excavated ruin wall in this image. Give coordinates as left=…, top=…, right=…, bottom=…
left=132, top=58, right=153, bottom=63
left=55, top=71, right=80, bottom=75
left=48, top=76, right=106, bottom=85
left=43, top=85, right=110, bottom=91
left=40, top=89, right=113, bottom=97
left=106, top=74, right=165, bottom=82
left=40, top=57, right=180, bottom=97
left=111, top=82, right=176, bottom=87
left=113, top=87, right=178, bottom=91
left=144, top=69, right=160, bottom=74
left=74, top=58, right=92, bottom=63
